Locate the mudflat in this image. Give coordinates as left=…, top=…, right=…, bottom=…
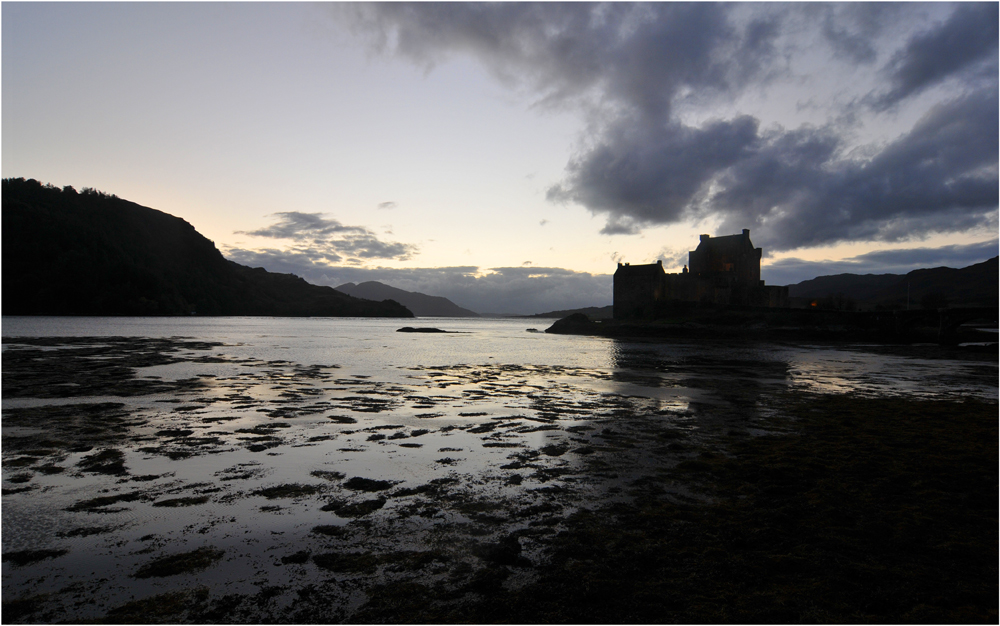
left=2, top=331, right=996, bottom=623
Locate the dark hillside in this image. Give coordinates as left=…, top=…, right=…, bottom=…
left=524, top=305, right=614, bottom=320
left=336, top=281, right=479, bottom=317
left=788, top=256, right=998, bottom=308
left=1, top=178, right=412, bottom=317
left=879, top=257, right=998, bottom=307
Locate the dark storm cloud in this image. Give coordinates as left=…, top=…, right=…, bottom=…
left=713, top=90, right=999, bottom=250
left=343, top=3, right=779, bottom=115
left=342, top=3, right=997, bottom=250
left=547, top=115, right=761, bottom=234
left=763, top=239, right=999, bottom=286
left=223, top=247, right=610, bottom=315
left=871, top=2, right=999, bottom=110
left=553, top=89, right=998, bottom=249
left=236, top=211, right=418, bottom=262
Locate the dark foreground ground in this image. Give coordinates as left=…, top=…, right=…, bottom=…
left=345, top=394, right=998, bottom=624
left=7, top=393, right=994, bottom=624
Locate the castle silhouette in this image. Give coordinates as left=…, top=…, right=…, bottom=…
left=613, top=229, right=788, bottom=319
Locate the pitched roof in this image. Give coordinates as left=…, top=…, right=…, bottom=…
left=614, top=262, right=665, bottom=277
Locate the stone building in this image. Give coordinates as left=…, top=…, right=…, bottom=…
left=613, top=229, right=788, bottom=319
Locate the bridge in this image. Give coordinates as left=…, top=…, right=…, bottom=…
left=862, top=307, right=999, bottom=344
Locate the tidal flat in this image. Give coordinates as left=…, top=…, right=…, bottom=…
left=1, top=318, right=996, bottom=623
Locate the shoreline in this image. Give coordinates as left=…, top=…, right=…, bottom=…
left=544, top=308, right=1000, bottom=349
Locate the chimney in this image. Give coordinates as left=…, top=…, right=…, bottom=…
left=657, top=259, right=662, bottom=265
left=700, top=234, right=710, bottom=242
left=743, top=229, right=750, bottom=237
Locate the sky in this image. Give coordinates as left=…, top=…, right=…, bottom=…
left=3, top=2, right=998, bottom=314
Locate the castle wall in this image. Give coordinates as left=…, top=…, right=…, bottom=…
left=613, top=229, right=787, bottom=318
left=613, top=261, right=666, bottom=319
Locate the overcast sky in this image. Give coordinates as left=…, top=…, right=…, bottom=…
left=4, top=2, right=997, bottom=314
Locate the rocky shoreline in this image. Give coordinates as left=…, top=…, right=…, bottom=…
left=545, top=308, right=999, bottom=347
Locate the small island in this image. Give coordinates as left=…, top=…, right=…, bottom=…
left=396, top=327, right=450, bottom=333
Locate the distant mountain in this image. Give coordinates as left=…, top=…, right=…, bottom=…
left=788, top=257, right=998, bottom=308
left=335, top=281, right=479, bottom=317
left=523, top=305, right=614, bottom=320
left=1, top=178, right=412, bottom=317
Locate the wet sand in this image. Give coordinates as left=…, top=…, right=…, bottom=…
left=2, top=334, right=996, bottom=623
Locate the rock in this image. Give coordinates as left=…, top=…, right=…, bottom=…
left=544, top=313, right=596, bottom=334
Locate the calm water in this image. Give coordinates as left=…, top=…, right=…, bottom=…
left=3, top=316, right=995, bottom=398
left=2, top=316, right=996, bottom=621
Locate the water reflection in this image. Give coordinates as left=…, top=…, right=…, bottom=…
left=606, top=338, right=791, bottom=426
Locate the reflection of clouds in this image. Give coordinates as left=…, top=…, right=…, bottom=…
left=786, top=348, right=999, bottom=400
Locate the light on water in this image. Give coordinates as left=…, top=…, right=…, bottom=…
left=2, top=316, right=996, bottom=621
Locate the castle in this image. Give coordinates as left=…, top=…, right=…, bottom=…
left=613, top=229, right=788, bottom=319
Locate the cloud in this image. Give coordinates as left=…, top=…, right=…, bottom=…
left=655, top=247, right=690, bottom=270
left=712, top=90, right=999, bottom=251
left=870, top=3, right=999, bottom=110
left=377, top=201, right=397, bottom=210
left=341, top=3, right=780, bottom=116
left=223, top=247, right=610, bottom=315
left=341, top=3, right=997, bottom=252
left=547, top=115, right=761, bottom=233
left=236, top=211, right=418, bottom=262
left=816, top=3, right=890, bottom=65
left=239, top=212, right=367, bottom=239
left=762, top=239, right=999, bottom=286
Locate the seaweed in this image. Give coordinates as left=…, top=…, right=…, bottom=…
left=310, top=470, right=345, bottom=482
left=2, top=549, right=68, bottom=566
left=133, top=547, right=225, bottom=578
left=343, top=477, right=394, bottom=492
left=321, top=498, right=386, bottom=517
left=152, top=496, right=210, bottom=507
left=77, top=448, right=128, bottom=475
left=255, top=484, right=320, bottom=499
left=66, top=491, right=146, bottom=512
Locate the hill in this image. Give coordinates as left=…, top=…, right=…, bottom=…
left=335, top=281, right=479, bottom=317
left=1, top=178, right=412, bottom=317
left=522, top=305, right=614, bottom=320
left=787, top=257, right=998, bottom=309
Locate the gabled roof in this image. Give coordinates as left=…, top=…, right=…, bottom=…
left=614, top=262, right=665, bottom=277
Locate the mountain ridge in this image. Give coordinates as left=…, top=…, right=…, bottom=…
left=335, top=281, right=479, bottom=317
left=1, top=178, right=413, bottom=317
left=787, top=257, right=998, bottom=308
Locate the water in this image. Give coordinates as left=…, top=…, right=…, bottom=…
left=2, top=316, right=996, bottom=621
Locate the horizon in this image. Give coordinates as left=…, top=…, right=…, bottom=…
left=3, top=3, right=998, bottom=315
left=6, top=174, right=996, bottom=316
